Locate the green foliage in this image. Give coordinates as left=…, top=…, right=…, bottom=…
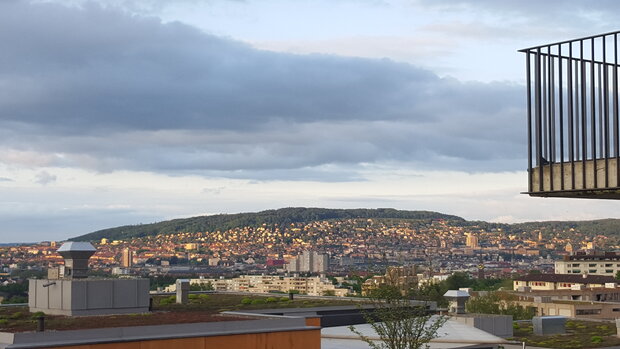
left=30, top=311, right=45, bottom=320
left=159, top=298, right=173, bottom=305
left=0, top=319, right=7, bottom=326
left=265, top=297, right=278, bottom=303
left=591, top=336, right=603, bottom=343
left=188, top=294, right=199, bottom=300
left=72, top=208, right=465, bottom=241
left=250, top=299, right=265, bottom=305
left=241, top=297, right=252, bottom=305
left=466, top=293, right=535, bottom=320
left=198, top=294, right=210, bottom=300
left=322, top=290, right=336, bottom=296
left=350, top=287, right=448, bottom=349
left=280, top=297, right=289, bottom=302
left=1, top=296, right=28, bottom=304
left=10, top=312, right=22, bottom=320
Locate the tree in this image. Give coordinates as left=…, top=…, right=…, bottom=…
left=466, top=292, right=536, bottom=320
left=349, top=284, right=448, bottom=349
left=190, top=281, right=213, bottom=291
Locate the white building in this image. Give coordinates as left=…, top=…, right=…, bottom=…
left=167, top=275, right=348, bottom=297
left=287, top=250, right=329, bottom=273
left=555, top=252, right=620, bottom=276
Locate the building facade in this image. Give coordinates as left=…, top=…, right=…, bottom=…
left=555, top=252, right=620, bottom=276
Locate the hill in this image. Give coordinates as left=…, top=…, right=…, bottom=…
left=71, top=207, right=465, bottom=241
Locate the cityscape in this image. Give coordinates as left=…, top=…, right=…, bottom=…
left=4, top=1, right=620, bottom=349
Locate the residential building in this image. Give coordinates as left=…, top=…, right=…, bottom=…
left=555, top=251, right=620, bottom=276
left=513, top=274, right=617, bottom=291
left=174, top=275, right=348, bottom=297
left=121, top=247, right=133, bottom=268
left=287, top=250, right=329, bottom=273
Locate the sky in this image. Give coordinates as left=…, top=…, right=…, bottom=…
left=3, top=0, right=620, bottom=242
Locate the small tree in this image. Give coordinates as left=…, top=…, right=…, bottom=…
left=349, top=285, right=448, bottom=349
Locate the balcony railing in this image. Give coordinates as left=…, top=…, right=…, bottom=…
left=521, top=30, right=620, bottom=198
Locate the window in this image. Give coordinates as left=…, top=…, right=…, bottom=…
left=606, top=264, right=613, bottom=267
left=589, top=270, right=597, bottom=273
left=572, top=269, right=581, bottom=273
left=589, top=264, right=597, bottom=267
left=613, top=308, right=620, bottom=312
left=576, top=309, right=601, bottom=315
left=606, top=270, right=614, bottom=274
left=572, top=263, right=581, bottom=267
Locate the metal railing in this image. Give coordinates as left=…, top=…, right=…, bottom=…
left=520, top=30, right=620, bottom=194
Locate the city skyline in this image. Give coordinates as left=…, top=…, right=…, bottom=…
left=3, top=1, right=620, bottom=242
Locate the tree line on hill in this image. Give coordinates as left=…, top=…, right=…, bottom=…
left=70, top=207, right=620, bottom=242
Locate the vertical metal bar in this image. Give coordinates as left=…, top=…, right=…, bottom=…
left=559, top=44, right=565, bottom=190
left=536, top=48, right=544, bottom=191
left=599, top=64, right=603, bottom=156
left=581, top=39, right=587, bottom=189
left=603, top=35, right=610, bottom=188
left=576, top=59, right=581, bottom=162
left=543, top=53, right=548, bottom=163
left=548, top=46, right=554, bottom=190
left=613, top=33, right=620, bottom=187
left=527, top=52, right=533, bottom=193
left=568, top=42, right=575, bottom=189
left=591, top=38, right=597, bottom=188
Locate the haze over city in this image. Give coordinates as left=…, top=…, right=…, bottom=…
left=3, top=0, right=620, bottom=242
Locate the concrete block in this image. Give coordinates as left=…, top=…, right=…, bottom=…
left=533, top=316, right=566, bottom=335
left=176, top=279, right=190, bottom=304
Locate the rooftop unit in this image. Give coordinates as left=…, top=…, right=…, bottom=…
left=521, top=30, right=620, bottom=199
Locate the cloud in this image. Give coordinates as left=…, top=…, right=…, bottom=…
left=0, top=1, right=525, bottom=180
left=35, top=171, right=57, bottom=185
left=0, top=177, right=12, bottom=182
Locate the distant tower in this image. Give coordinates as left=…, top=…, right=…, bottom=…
left=465, top=233, right=479, bottom=248
left=538, top=231, right=543, bottom=242
left=477, top=256, right=485, bottom=279
left=122, top=248, right=134, bottom=268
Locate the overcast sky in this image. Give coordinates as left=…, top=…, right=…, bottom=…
left=3, top=0, right=620, bottom=242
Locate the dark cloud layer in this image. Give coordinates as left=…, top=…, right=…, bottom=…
left=0, top=1, right=525, bottom=178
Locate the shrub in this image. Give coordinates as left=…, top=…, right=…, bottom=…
left=241, top=298, right=252, bottom=305
left=591, top=336, right=603, bottom=343
left=159, top=298, right=173, bottom=305
left=280, top=297, right=289, bottom=302
left=198, top=294, right=210, bottom=300
left=251, top=299, right=265, bottom=305
left=0, top=319, right=7, bottom=326
left=10, top=312, right=22, bottom=320
left=188, top=294, right=199, bottom=300
left=30, top=311, right=45, bottom=320
left=265, top=297, right=277, bottom=303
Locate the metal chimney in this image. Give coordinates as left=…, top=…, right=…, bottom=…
left=56, top=242, right=96, bottom=279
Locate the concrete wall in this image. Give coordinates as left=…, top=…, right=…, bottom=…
left=453, top=315, right=513, bottom=338
left=531, top=158, right=620, bottom=194
left=29, top=278, right=150, bottom=316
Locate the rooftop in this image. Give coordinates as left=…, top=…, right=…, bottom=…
left=0, top=294, right=353, bottom=333
left=514, top=274, right=617, bottom=284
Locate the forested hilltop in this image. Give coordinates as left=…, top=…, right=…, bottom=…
left=72, top=208, right=465, bottom=241
left=71, top=207, right=620, bottom=242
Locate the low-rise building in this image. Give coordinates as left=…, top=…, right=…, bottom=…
left=513, top=274, right=616, bottom=291
left=169, top=275, right=348, bottom=297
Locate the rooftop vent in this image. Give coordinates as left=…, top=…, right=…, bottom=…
left=56, top=242, right=96, bottom=279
